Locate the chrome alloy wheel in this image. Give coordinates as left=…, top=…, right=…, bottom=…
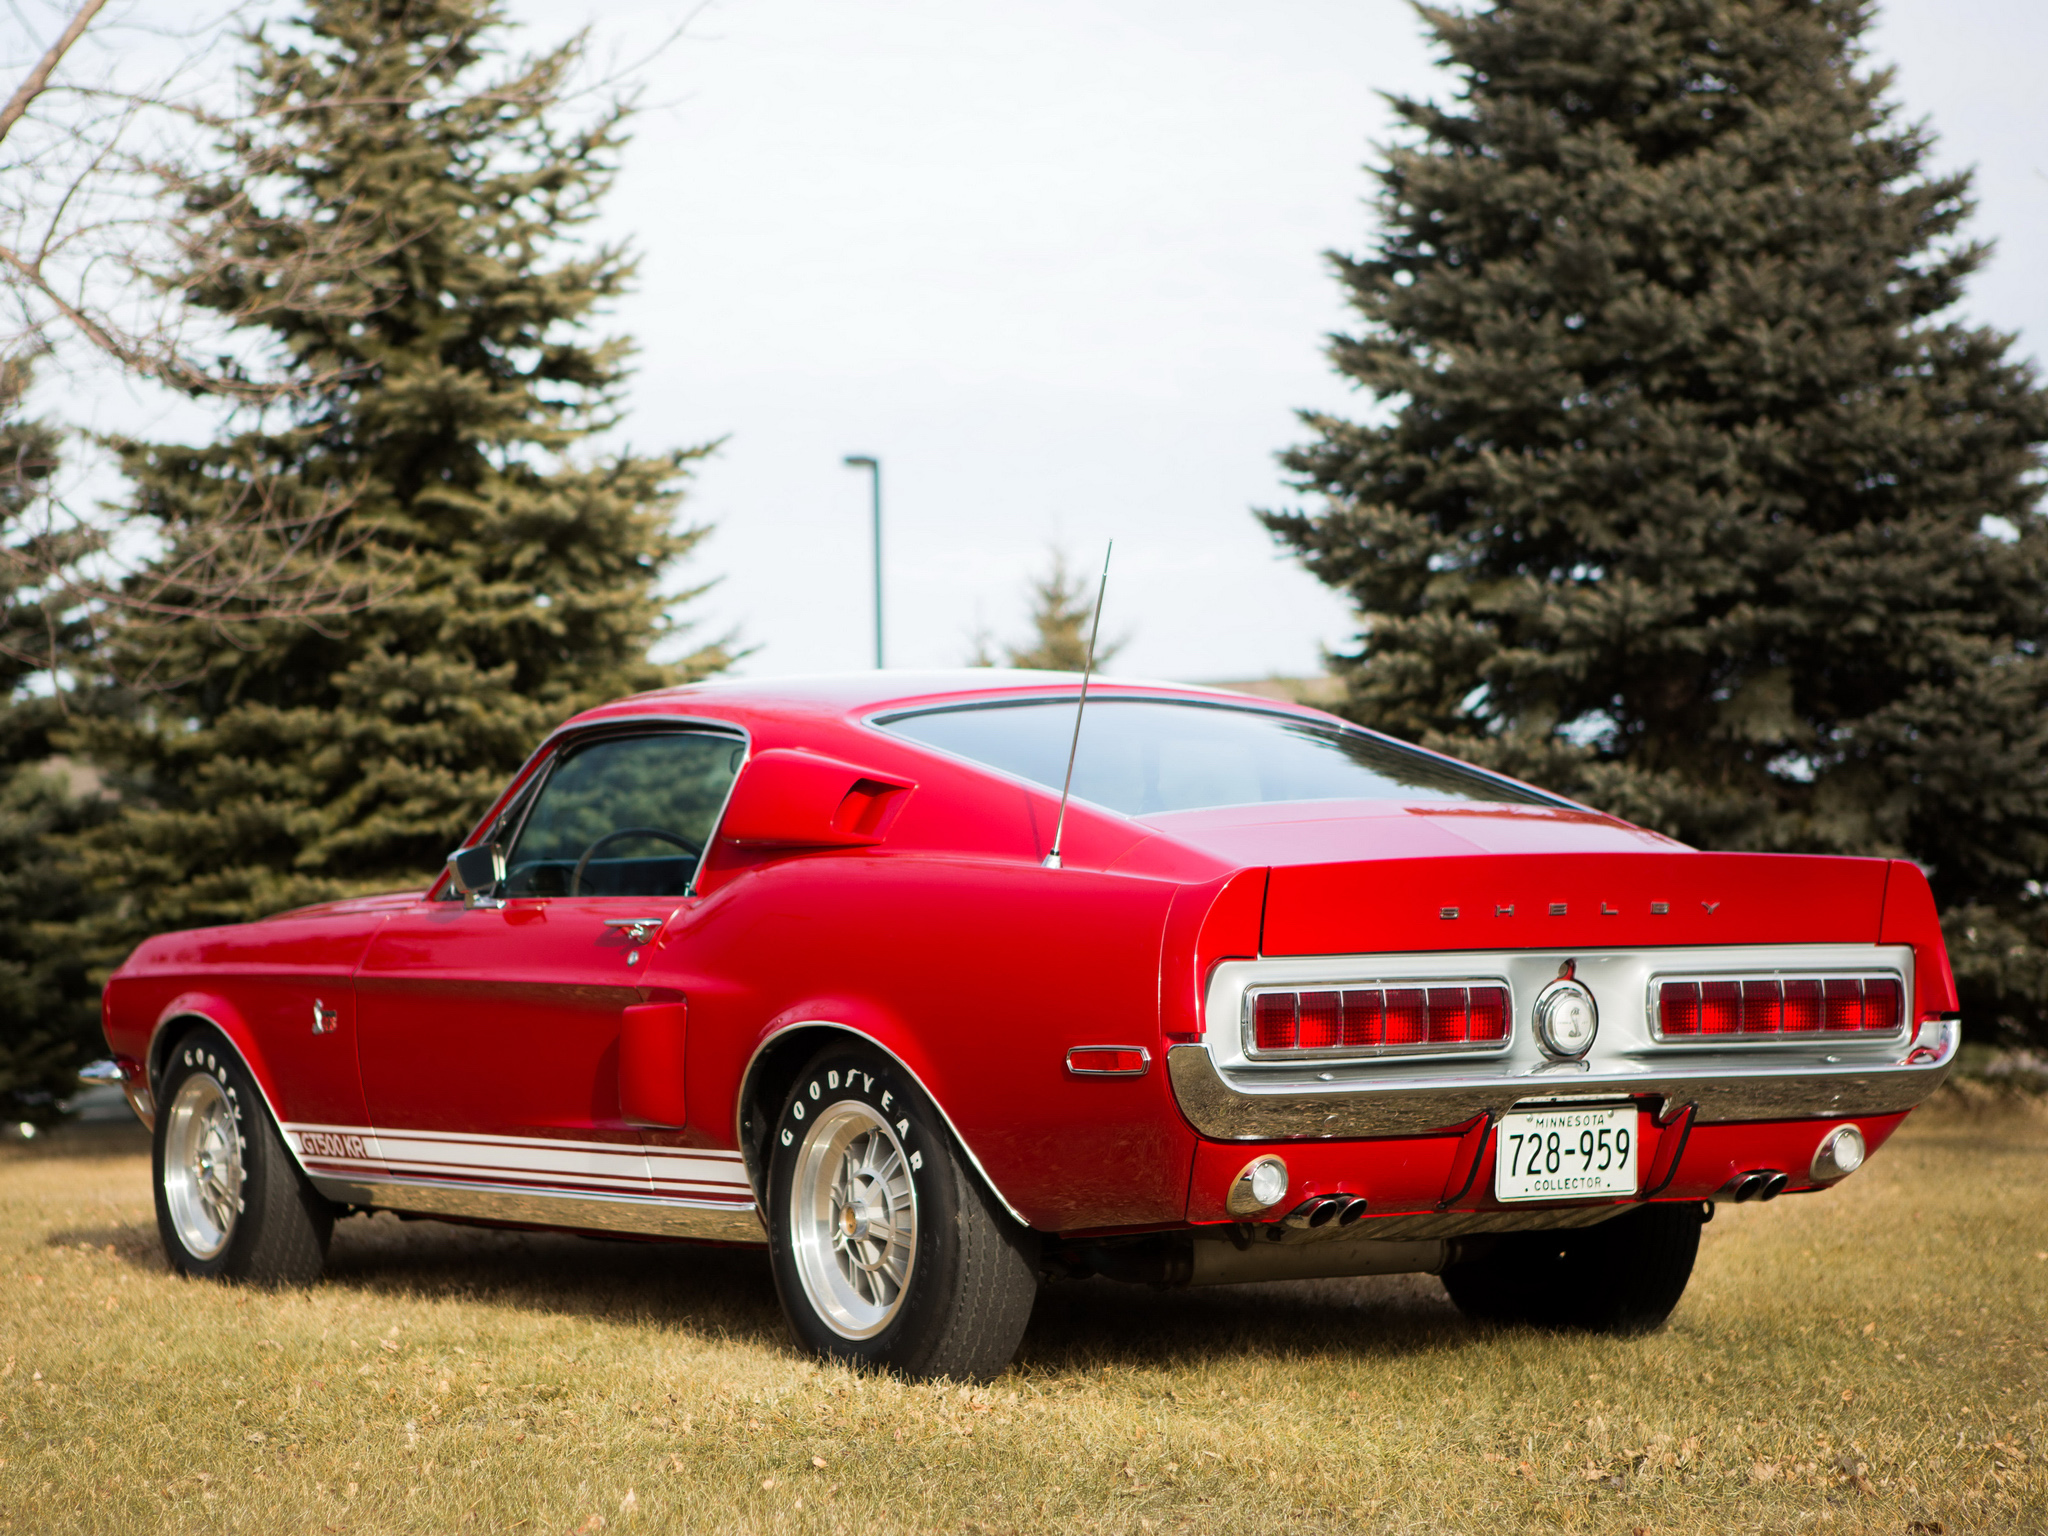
left=162, top=1072, right=244, bottom=1260
left=789, top=1099, right=918, bottom=1339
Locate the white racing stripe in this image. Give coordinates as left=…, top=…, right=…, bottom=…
left=283, top=1123, right=753, bottom=1204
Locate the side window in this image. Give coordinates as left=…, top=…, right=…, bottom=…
left=503, top=732, right=745, bottom=898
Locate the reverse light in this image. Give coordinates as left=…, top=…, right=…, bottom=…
left=1247, top=982, right=1511, bottom=1058
left=1810, top=1123, right=1867, bottom=1182
left=1226, top=1154, right=1290, bottom=1215
left=1656, top=976, right=1905, bottom=1040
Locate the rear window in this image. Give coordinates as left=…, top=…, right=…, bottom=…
left=878, top=697, right=1556, bottom=816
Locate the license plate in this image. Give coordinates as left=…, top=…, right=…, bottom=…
left=1494, top=1104, right=1639, bottom=1202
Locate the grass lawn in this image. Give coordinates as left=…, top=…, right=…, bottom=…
left=2, top=1092, right=2043, bottom=1534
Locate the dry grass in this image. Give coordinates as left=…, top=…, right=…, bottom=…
left=2, top=1095, right=2044, bottom=1535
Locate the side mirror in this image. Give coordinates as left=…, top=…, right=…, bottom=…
left=446, top=842, right=506, bottom=903
left=718, top=750, right=914, bottom=848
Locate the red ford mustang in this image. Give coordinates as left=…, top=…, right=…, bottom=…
left=92, top=673, right=1959, bottom=1379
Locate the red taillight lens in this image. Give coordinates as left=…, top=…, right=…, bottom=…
left=1660, top=981, right=1700, bottom=1035
left=1658, top=974, right=1905, bottom=1039
left=1741, top=979, right=1782, bottom=1034
left=1254, top=992, right=1296, bottom=1051
left=1783, top=979, right=1822, bottom=1032
left=1250, top=982, right=1508, bottom=1055
left=1384, top=988, right=1428, bottom=1046
left=1298, top=990, right=1342, bottom=1049
left=1342, top=989, right=1383, bottom=1047
left=1426, top=987, right=1466, bottom=1043
left=1823, top=977, right=1863, bottom=1031
left=1700, top=980, right=1742, bottom=1035
left=1468, top=985, right=1509, bottom=1041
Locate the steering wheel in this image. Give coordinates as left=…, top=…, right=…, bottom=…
left=569, top=826, right=701, bottom=896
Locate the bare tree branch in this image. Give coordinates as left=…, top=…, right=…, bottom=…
left=0, top=0, right=108, bottom=147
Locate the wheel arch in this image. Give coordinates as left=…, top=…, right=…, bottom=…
left=146, top=999, right=311, bottom=1181
left=735, top=1021, right=1032, bottom=1230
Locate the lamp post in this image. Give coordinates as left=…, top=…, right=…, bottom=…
left=842, top=454, right=883, bottom=668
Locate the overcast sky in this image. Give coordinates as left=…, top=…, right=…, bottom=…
left=514, top=1, right=2048, bottom=681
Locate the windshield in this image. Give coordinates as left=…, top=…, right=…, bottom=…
left=879, top=698, right=1556, bottom=816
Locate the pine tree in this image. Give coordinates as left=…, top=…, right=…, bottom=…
left=1265, top=0, right=2048, bottom=1044
left=0, top=358, right=114, bottom=1121
left=974, top=548, right=1125, bottom=672
left=77, top=0, right=727, bottom=945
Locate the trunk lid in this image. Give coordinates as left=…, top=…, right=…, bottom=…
left=1261, top=849, right=1893, bottom=955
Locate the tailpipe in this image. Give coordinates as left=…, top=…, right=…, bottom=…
left=1718, top=1169, right=1790, bottom=1204
left=1281, top=1193, right=1370, bottom=1231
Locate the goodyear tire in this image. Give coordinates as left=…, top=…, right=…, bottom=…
left=1440, top=1201, right=1703, bottom=1334
left=765, top=1044, right=1037, bottom=1381
left=153, top=1025, right=333, bottom=1285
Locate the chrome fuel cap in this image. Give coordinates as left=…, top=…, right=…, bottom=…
left=1533, top=976, right=1599, bottom=1059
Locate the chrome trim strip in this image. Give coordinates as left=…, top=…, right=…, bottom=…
left=307, top=1175, right=765, bottom=1244
left=1166, top=1014, right=1959, bottom=1141
left=735, top=1021, right=1034, bottom=1228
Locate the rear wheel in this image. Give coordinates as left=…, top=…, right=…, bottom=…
left=153, top=1026, right=333, bottom=1286
left=765, top=1044, right=1037, bottom=1381
left=1441, top=1202, right=1703, bottom=1334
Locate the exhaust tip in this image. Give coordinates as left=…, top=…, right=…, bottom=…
left=1719, top=1169, right=1789, bottom=1203
left=1281, top=1192, right=1369, bottom=1230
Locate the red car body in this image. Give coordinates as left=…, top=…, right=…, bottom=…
left=99, top=673, right=1959, bottom=1362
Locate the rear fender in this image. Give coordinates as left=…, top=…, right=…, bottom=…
left=1878, top=861, right=1960, bottom=1025
left=734, top=1004, right=1030, bottom=1228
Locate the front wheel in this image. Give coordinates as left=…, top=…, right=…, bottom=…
left=153, top=1026, right=333, bottom=1286
left=1440, top=1202, right=1704, bottom=1334
left=765, top=1045, right=1037, bottom=1381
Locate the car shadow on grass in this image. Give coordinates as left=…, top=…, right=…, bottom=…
left=42, top=1205, right=1483, bottom=1372
left=323, top=1211, right=788, bottom=1339
left=1019, top=1272, right=1470, bottom=1374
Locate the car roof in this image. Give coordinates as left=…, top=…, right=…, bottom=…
left=606, top=669, right=1336, bottom=724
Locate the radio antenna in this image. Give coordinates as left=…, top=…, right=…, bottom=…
left=1044, top=540, right=1112, bottom=870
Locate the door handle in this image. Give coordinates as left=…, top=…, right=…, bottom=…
left=604, top=917, right=665, bottom=944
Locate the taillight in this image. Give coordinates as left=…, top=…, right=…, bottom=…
left=1248, top=983, right=1510, bottom=1056
left=1656, top=976, right=1905, bottom=1040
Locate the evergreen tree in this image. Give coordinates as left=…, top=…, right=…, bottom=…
left=78, top=0, right=726, bottom=945
left=1265, top=0, right=2048, bottom=1044
left=973, top=548, right=1126, bottom=672
left=0, top=358, right=114, bottom=1122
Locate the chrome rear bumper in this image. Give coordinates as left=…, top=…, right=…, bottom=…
left=1164, top=1016, right=1960, bottom=1141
